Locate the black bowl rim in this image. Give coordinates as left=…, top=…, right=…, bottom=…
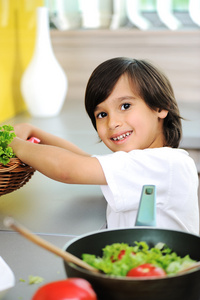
left=63, top=227, right=200, bottom=249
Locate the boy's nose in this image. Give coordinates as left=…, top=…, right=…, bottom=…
left=108, top=115, right=122, bottom=129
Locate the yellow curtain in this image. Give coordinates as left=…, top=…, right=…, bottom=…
left=0, top=0, right=44, bottom=123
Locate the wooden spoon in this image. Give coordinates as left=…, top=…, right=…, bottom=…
left=4, top=217, right=99, bottom=274
left=4, top=217, right=199, bottom=277
left=177, top=261, right=200, bottom=275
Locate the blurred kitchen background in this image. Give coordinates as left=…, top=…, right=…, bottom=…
left=47, top=0, right=200, bottom=30
left=0, top=0, right=199, bottom=119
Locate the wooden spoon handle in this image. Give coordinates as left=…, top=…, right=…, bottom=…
left=178, top=261, right=200, bottom=275
left=4, top=217, right=98, bottom=273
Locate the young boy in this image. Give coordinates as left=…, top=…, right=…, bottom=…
left=10, top=57, right=199, bottom=234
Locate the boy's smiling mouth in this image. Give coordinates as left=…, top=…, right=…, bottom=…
left=111, top=131, right=132, bottom=141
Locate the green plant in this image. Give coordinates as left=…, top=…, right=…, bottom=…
left=0, top=125, right=16, bottom=165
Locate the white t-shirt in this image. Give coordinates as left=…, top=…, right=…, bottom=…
left=95, top=148, right=199, bottom=234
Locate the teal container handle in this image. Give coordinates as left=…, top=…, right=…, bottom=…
left=135, top=185, right=156, bottom=227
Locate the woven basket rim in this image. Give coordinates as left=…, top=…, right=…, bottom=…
left=0, top=158, right=34, bottom=173
left=0, top=158, right=35, bottom=196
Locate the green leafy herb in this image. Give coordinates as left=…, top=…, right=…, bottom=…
left=82, top=241, right=196, bottom=277
left=0, top=125, right=16, bottom=165
left=28, top=275, right=44, bottom=285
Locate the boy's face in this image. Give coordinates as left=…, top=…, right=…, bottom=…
left=94, top=74, right=168, bottom=152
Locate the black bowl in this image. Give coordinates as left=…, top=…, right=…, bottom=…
left=63, top=228, right=200, bottom=300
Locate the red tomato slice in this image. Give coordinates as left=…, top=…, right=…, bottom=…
left=32, top=278, right=97, bottom=300
left=111, top=249, right=126, bottom=262
left=126, top=263, right=166, bottom=278
left=111, top=249, right=135, bottom=262
left=118, top=249, right=126, bottom=260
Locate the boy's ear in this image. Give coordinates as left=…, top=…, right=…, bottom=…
left=157, top=108, right=168, bottom=119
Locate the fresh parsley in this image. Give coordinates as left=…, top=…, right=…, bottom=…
left=0, top=125, right=16, bottom=165
left=28, top=275, right=44, bottom=285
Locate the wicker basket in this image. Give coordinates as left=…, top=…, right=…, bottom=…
left=0, top=158, right=35, bottom=196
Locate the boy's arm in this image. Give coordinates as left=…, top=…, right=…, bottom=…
left=10, top=137, right=107, bottom=185
left=13, top=123, right=89, bottom=156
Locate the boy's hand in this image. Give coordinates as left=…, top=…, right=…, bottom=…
left=13, top=123, right=36, bottom=141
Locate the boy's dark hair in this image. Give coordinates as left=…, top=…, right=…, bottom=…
left=85, top=57, right=182, bottom=148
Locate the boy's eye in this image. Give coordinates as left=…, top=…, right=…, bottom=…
left=96, top=112, right=107, bottom=119
left=121, top=103, right=131, bottom=110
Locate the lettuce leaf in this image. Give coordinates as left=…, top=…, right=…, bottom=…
left=0, top=125, right=16, bottom=165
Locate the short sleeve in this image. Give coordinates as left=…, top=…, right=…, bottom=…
left=94, top=149, right=171, bottom=212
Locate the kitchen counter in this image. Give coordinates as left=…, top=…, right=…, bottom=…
left=0, top=98, right=199, bottom=299
left=0, top=232, right=70, bottom=299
